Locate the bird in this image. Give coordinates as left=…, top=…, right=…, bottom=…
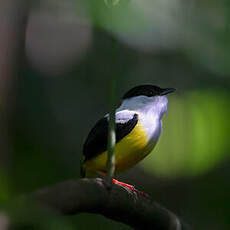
left=81, top=85, right=175, bottom=188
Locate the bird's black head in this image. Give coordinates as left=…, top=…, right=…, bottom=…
left=122, top=85, right=176, bottom=100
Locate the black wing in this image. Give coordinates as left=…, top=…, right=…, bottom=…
left=83, top=113, right=138, bottom=162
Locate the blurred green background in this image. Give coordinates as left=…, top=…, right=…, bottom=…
left=1, top=0, right=230, bottom=229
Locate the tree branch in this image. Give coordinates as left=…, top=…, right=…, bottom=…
left=29, top=178, right=187, bottom=230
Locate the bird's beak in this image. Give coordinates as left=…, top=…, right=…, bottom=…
left=160, top=88, right=176, bottom=95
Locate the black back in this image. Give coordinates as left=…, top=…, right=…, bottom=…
left=83, top=114, right=138, bottom=162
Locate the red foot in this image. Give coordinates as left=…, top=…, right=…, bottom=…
left=112, top=179, right=135, bottom=191
left=112, top=179, right=150, bottom=199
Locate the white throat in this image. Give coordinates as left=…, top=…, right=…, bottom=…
left=117, top=95, right=169, bottom=144
left=117, top=95, right=168, bottom=119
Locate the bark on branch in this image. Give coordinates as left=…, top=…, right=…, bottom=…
left=29, top=178, right=187, bottom=230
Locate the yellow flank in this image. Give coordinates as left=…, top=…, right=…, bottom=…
left=83, top=121, right=151, bottom=175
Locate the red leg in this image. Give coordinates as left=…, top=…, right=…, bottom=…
left=112, top=179, right=150, bottom=199
left=96, top=171, right=150, bottom=199
left=112, top=179, right=135, bottom=191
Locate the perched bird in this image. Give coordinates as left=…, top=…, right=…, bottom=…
left=81, top=85, right=175, bottom=180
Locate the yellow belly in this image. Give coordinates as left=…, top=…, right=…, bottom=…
left=83, top=121, right=152, bottom=175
